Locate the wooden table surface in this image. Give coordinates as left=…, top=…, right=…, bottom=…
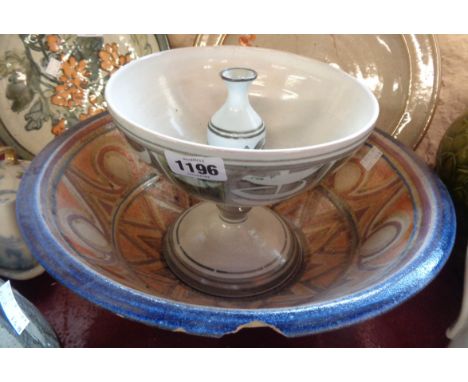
left=10, top=205, right=466, bottom=347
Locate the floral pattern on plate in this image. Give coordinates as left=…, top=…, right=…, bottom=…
left=0, top=34, right=168, bottom=158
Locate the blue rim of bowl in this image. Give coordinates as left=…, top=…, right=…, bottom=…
left=16, top=113, right=456, bottom=338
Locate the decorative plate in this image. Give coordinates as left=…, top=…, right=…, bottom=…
left=0, top=278, right=59, bottom=347
left=195, top=34, right=440, bottom=149
left=16, top=114, right=454, bottom=338
left=0, top=34, right=169, bottom=159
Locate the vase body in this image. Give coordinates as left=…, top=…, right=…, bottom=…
left=208, top=68, right=266, bottom=149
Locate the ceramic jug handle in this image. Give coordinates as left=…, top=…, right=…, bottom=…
left=0, top=146, right=18, bottom=165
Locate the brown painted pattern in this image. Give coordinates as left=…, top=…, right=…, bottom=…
left=52, top=119, right=417, bottom=309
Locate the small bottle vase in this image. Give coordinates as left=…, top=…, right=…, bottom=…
left=208, top=67, right=265, bottom=149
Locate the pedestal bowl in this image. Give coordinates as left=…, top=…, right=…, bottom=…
left=105, top=46, right=380, bottom=297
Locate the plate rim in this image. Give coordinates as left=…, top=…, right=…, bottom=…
left=16, top=113, right=455, bottom=337
left=194, top=34, right=441, bottom=150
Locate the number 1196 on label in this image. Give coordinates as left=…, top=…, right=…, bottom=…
left=175, top=160, right=220, bottom=176
left=164, top=150, right=227, bottom=181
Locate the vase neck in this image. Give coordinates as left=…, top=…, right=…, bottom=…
left=224, top=81, right=252, bottom=108
left=220, top=67, right=257, bottom=109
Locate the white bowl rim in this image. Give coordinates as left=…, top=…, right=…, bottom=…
left=105, top=46, right=380, bottom=161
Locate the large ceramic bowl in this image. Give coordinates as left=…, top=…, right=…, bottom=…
left=105, top=46, right=379, bottom=206
left=16, top=114, right=455, bottom=337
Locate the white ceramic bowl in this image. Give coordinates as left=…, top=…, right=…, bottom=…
left=106, top=46, right=379, bottom=206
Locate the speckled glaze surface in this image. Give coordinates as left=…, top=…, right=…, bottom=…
left=0, top=34, right=169, bottom=159
left=195, top=34, right=440, bottom=149
left=16, top=114, right=455, bottom=337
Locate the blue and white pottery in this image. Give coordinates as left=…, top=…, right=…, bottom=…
left=0, top=147, right=43, bottom=280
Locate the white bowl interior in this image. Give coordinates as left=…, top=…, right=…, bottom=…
left=106, top=46, right=378, bottom=150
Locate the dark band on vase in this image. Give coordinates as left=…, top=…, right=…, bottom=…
left=220, top=67, right=258, bottom=82
left=208, top=121, right=266, bottom=139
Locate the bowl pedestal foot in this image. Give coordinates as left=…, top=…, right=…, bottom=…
left=163, top=202, right=304, bottom=298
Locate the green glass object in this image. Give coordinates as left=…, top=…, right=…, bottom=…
left=436, top=112, right=468, bottom=208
